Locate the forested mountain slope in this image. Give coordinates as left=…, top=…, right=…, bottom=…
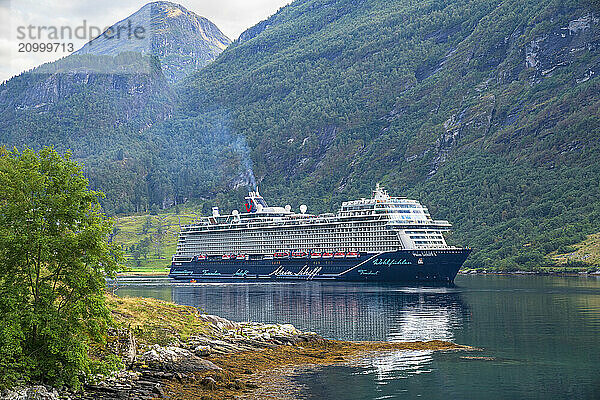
left=0, top=2, right=232, bottom=213
left=2, top=0, right=599, bottom=268
left=172, top=0, right=600, bottom=269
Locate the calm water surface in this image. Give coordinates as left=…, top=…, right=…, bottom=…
left=113, top=275, right=600, bottom=399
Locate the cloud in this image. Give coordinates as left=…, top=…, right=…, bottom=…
left=0, top=0, right=291, bottom=83
left=180, top=0, right=291, bottom=39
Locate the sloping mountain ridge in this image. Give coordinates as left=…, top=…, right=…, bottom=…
left=76, top=1, right=231, bottom=83
left=169, top=0, right=600, bottom=269
left=0, top=2, right=236, bottom=213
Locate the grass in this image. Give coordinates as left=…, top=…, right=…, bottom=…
left=549, top=232, right=600, bottom=269
left=112, top=210, right=200, bottom=275
left=106, top=294, right=210, bottom=346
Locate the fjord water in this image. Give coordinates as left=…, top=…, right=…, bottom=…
left=114, top=275, right=600, bottom=399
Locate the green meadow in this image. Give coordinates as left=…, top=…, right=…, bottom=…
left=113, top=210, right=199, bottom=275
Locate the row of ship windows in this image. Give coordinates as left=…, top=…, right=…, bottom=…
left=181, top=229, right=395, bottom=236
left=178, top=239, right=400, bottom=245
left=178, top=245, right=401, bottom=250
left=390, top=216, right=427, bottom=221
left=178, top=249, right=401, bottom=256
left=414, top=240, right=445, bottom=245
left=409, top=235, right=444, bottom=240
left=183, top=226, right=390, bottom=234
left=184, top=238, right=394, bottom=243
left=342, top=203, right=420, bottom=210
left=178, top=241, right=400, bottom=248
left=183, top=236, right=393, bottom=242
left=184, top=218, right=390, bottom=232
left=182, top=232, right=398, bottom=238
left=183, top=218, right=388, bottom=233
left=179, top=236, right=401, bottom=242
left=181, top=232, right=400, bottom=238
left=181, top=237, right=399, bottom=244
left=178, top=243, right=401, bottom=251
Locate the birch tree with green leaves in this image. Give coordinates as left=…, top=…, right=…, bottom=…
left=0, top=147, right=123, bottom=389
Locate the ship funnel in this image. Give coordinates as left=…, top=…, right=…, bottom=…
left=212, top=207, right=220, bottom=217
left=245, top=189, right=268, bottom=213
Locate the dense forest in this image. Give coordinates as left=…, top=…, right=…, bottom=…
left=1, top=0, right=599, bottom=269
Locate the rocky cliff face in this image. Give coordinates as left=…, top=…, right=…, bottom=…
left=415, top=10, right=600, bottom=174
left=76, top=1, right=231, bottom=83
left=0, top=1, right=230, bottom=115
left=1, top=54, right=172, bottom=117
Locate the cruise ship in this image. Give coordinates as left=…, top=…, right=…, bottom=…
left=169, top=185, right=470, bottom=283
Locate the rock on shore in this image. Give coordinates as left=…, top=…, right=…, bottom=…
left=1, top=314, right=321, bottom=400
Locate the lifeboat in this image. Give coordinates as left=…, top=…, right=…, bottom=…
left=310, top=252, right=322, bottom=258
left=222, top=254, right=235, bottom=260
left=322, top=252, right=334, bottom=259
left=196, top=254, right=207, bottom=261
left=334, top=252, right=346, bottom=258
left=236, top=254, right=247, bottom=260
left=274, top=251, right=289, bottom=259
left=292, top=251, right=308, bottom=258
left=346, top=252, right=360, bottom=258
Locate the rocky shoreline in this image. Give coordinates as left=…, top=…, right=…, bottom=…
left=3, top=315, right=322, bottom=400
left=2, top=297, right=468, bottom=400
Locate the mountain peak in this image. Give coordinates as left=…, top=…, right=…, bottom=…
left=75, top=2, right=231, bottom=82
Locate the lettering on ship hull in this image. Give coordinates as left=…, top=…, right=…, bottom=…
left=372, top=258, right=412, bottom=266
left=272, top=265, right=322, bottom=278
left=358, top=269, right=380, bottom=276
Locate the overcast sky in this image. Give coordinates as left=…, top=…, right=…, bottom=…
left=0, top=0, right=291, bottom=83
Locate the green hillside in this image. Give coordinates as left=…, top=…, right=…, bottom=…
left=3, top=0, right=600, bottom=270
left=169, top=0, right=600, bottom=269
left=113, top=211, right=193, bottom=274
left=0, top=3, right=236, bottom=215
left=550, top=232, right=600, bottom=268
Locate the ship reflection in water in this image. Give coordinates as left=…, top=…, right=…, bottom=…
left=113, top=276, right=600, bottom=400
left=114, top=279, right=468, bottom=383
left=166, top=282, right=468, bottom=342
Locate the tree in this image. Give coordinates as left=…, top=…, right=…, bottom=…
left=0, top=147, right=123, bottom=389
left=153, top=215, right=168, bottom=258
left=138, top=237, right=151, bottom=260
left=141, top=215, right=153, bottom=235
left=108, top=226, right=121, bottom=244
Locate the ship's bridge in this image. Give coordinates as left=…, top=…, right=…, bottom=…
left=338, top=185, right=452, bottom=250
left=339, top=184, right=436, bottom=225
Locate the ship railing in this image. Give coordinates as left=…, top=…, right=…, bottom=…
left=180, top=214, right=389, bottom=232
left=187, top=212, right=389, bottom=227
